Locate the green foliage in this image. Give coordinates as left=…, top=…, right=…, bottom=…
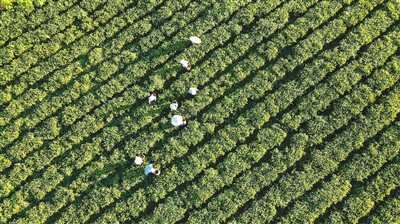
left=327, top=164, right=400, bottom=223
left=0, top=0, right=399, bottom=223
left=366, top=190, right=400, bottom=223
left=0, top=0, right=43, bottom=10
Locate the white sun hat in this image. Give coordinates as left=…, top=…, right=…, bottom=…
left=171, top=115, right=184, bottom=127
left=190, top=36, right=201, bottom=44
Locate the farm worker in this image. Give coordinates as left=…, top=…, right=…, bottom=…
left=180, top=59, right=191, bottom=71
left=170, top=100, right=179, bottom=111
left=188, top=87, right=199, bottom=96
left=144, top=164, right=161, bottom=175
left=134, top=155, right=145, bottom=165
left=171, top=115, right=185, bottom=127
left=148, top=93, right=157, bottom=103
left=190, top=36, right=201, bottom=44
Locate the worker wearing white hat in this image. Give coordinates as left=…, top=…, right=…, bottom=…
left=170, top=100, right=179, bottom=111
left=171, top=115, right=187, bottom=127
left=188, top=87, right=199, bottom=96
left=148, top=93, right=157, bottom=103
left=134, top=155, right=145, bottom=166
left=180, top=59, right=191, bottom=71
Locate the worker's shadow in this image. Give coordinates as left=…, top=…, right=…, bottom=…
left=162, top=105, right=174, bottom=116
left=148, top=40, right=189, bottom=60
left=152, top=65, right=182, bottom=76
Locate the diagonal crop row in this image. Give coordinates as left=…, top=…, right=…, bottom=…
left=0, top=0, right=149, bottom=110
left=0, top=0, right=187, bottom=155
left=11, top=0, right=260, bottom=201
left=364, top=187, right=400, bottom=224
left=0, top=0, right=197, bottom=152
left=0, top=0, right=75, bottom=46
left=0, top=0, right=203, bottom=218
left=0, top=0, right=222, bottom=158
left=0, top=0, right=162, bottom=99
left=140, top=131, right=308, bottom=223
left=144, top=24, right=397, bottom=222
left=3, top=0, right=378, bottom=220
left=304, top=56, right=400, bottom=144
left=35, top=0, right=300, bottom=219
left=188, top=9, right=400, bottom=223
left=277, top=121, right=400, bottom=223
left=182, top=7, right=400, bottom=224
left=17, top=0, right=271, bottom=181
left=0, top=0, right=292, bottom=191
left=280, top=34, right=400, bottom=132
left=0, top=0, right=255, bottom=195
left=90, top=0, right=394, bottom=220
left=325, top=163, right=400, bottom=223
left=0, top=0, right=103, bottom=67
left=1, top=0, right=258, bottom=130
left=50, top=0, right=333, bottom=221
left=1, top=0, right=398, bottom=223
left=139, top=0, right=343, bottom=153
left=0, top=0, right=238, bottom=194
left=46, top=0, right=247, bottom=127
left=1, top=0, right=386, bottom=215
left=223, top=51, right=400, bottom=223
left=31, top=0, right=308, bottom=220
left=224, top=81, right=400, bottom=223
left=130, top=0, right=386, bottom=220
left=228, top=73, right=400, bottom=223
left=0, top=0, right=245, bottom=153
left=0, top=0, right=268, bottom=221
left=128, top=0, right=324, bottom=144
left=0, top=0, right=124, bottom=87
left=279, top=176, right=352, bottom=224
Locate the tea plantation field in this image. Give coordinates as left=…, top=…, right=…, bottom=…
left=0, top=0, right=399, bottom=223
